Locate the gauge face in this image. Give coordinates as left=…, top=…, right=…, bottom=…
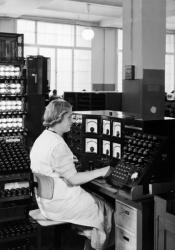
left=112, top=121, right=121, bottom=137
left=112, top=143, right=121, bottom=159
left=85, top=138, right=97, bottom=153
left=102, top=140, right=110, bottom=156
left=102, top=120, right=110, bottom=135
left=85, top=119, right=98, bottom=133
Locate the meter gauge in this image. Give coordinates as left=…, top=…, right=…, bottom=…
left=102, top=120, right=110, bottom=135
left=102, top=140, right=110, bottom=156
left=112, top=143, right=121, bottom=159
left=85, top=119, right=98, bottom=133
left=85, top=138, right=98, bottom=153
left=112, top=121, right=121, bottom=137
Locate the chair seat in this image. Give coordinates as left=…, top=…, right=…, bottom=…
left=29, top=209, right=67, bottom=227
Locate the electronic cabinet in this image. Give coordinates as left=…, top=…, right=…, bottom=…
left=0, top=33, right=38, bottom=250
left=115, top=195, right=154, bottom=250
left=154, top=194, right=175, bottom=250
left=64, top=91, right=122, bottom=111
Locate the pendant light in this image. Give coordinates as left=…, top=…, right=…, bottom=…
left=81, top=3, right=95, bottom=41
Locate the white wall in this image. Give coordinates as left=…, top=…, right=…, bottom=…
left=0, top=18, right=16, bottom=33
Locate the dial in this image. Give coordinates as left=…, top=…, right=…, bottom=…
left=112, top=121, right=121, bottom=137
left=112, top=143, right=121, bottom=159
left=85, top=138, right=97, bottom=153
left=102, top=140, right=110, bottom=156
left=102, top=120, right=110, bottom=135
left=85, top=119, right=98, bottom=133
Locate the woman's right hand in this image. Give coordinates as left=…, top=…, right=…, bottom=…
left=101, top=166, right=112, bottom=178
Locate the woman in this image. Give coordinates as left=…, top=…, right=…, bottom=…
left=30, top=99, right=114, bottom=250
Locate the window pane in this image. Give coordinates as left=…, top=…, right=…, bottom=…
left=17, top=20, right=35, bottom=44
left=37, top=22, right=74, bottom=46
left=24, top=46, right=38, bottom=57
left=39, top=48, right=56, bottom=91
left=57, top=49, right=72, bottom=95
left=74, top=50, right=91, bottom=92
left=118, top=29, right=123, bottom=50
left=165, top=54, right=174, bottom=93
left=166, top=34, right=174, bottom=53
left=76, top=26, right=92, bottom=48
left=117, top=51, right=123, bottom=92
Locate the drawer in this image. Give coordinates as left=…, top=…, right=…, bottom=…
left=115, top=227, right=136, bottom=250
left=116, top=202, right=137, bottom=233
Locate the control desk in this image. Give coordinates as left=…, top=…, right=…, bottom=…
left=66, top=111, right=175, bottom=250
left=84, top=179, right=154, bottom=250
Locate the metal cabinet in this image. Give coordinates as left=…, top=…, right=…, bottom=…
left=115, top=196, right=154, bottom=250
left=154, top=194, right=175, bottom=250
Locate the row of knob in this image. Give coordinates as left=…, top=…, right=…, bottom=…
left=0, top=102, right=24, bottom=112
left=0, top=118, right=23, bottom=130
left=0, top=129, right=26, bottom=136
left=122, top=154, right=145, bottom=165
left=124, top=146, right=150, bottom=156
left=127, top=139, right=154, bottom=148
left=0, top=141, right=30, bottom=173
left=0, top=221, right=37, bottom=240
left=4, top=243, right=30, bottom=250
left=132, top=132, right=157, bottom=141
left=0, top=187, right=30, bottom=198
left=0, top=86, right=23, bottom=95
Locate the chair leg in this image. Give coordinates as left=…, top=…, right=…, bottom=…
left=36, top=225, right=42, bottom=250
left=54, top=225, right=62, bottom=249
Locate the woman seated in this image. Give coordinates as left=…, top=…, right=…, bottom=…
left=30, top=99, right=114, bottom=250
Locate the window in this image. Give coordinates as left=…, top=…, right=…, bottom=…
left=17, top=20, right=175, bottom=95
left=74, top=49, right=91, bottom=92
left=165, top=34, right=174, bottom=93
left=24, top=46, right=38, bottom=57
left=117, top=29, right=123, bottom=92
left=117, top=51, right=123, bottom=92
left=17, top=20, right=35, bottom=44
left=37, top=22, right=74, bottom=47
left=165, top=54, right=174, bottom=93
left=17, top=19, right=92, bottom=95
left=57, top=49, right=72, bottom=95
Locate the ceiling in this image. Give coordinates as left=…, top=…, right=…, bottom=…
left=0, top=0, right=175, bottom=30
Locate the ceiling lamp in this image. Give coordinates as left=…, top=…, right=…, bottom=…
left=82, top=27, right=94, bottom=40
left=81, top=3, right=95, bottom=41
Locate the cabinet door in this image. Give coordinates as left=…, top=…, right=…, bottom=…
left=157, top=213, right=175, bottom=250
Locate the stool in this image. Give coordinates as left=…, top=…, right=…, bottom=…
left=29, top=173, right=69, bottom=250
left=29, top=208, right=68, bottom=250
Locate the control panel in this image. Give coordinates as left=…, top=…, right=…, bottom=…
left=65, top=110, right=175, bottom=200
left=65, top=110, right=132, bottom=171
left=108, top=131, right=168, bottom=189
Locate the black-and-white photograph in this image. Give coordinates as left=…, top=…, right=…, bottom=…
left=0, top=0, right=174, bottom=249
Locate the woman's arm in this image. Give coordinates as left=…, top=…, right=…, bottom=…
left=67, top=166, right=110, bottom=186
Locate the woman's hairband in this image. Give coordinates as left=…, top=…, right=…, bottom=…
left=43, top=110, right=67, bottom=127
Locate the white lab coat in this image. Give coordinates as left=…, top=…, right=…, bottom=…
left=30, top=130, right=104, bottom=228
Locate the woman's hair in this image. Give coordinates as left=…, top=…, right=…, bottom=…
left=43, top=99, right=72, bottom=127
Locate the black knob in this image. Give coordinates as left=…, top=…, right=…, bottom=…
left=90, top=127, right=94, bottom=133
left=106, top=149, right=109, bottom=155
left=90, top=147, right=94, bottom=152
